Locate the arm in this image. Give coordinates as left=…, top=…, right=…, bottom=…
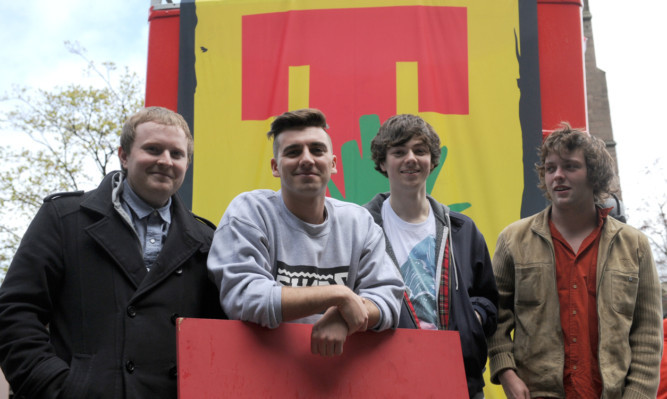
left=498, top=369, right=531, bottom=399
left=281, top=285, right=369, bottom=334
left=624, top=234, right=663, bottom=397
left=0, top=202, right=69, bottom=398
left=487, top=231, right=519, bottom=384
left=467, top=223, right=499, bottom=337
left=207, top=211, right=284, bottom=328
left=308, top=301, right=382, bottom=357
left=351, top=221, right=404, bottom=331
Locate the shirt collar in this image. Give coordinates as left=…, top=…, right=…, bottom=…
left=121, top=180, right=172, bottom=224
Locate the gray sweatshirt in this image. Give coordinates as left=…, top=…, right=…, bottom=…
left=207, top=189, right=404, bottom=330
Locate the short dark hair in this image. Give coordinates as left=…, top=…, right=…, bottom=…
left=536, top=122, right=617, bottom=204
left=370, top=114, right=441, bottom=177
left=267, top=108, right=329, bottom=157
left=121, top=107, right=193, bottom=163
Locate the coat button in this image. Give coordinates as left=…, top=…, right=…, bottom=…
left=126, top=360, right=135, bottom=373
left=169, top=365, right=178, bottom=379
left=127, top=306, right=137, bottom=318
left=171, top=313, right=180, bottom=325
left=174, top=267, right=184, bottom=275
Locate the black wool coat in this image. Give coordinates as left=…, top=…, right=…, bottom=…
left=0, top=172, right=224, bottom=399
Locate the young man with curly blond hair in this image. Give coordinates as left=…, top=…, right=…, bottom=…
left=488, top=124, right=662, bottom=399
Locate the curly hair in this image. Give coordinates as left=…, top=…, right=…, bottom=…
left=536, top=123, right=617, bottom=204
left=370, top=114, right=441, bottom=177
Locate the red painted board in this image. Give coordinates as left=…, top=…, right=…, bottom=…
left=177, top=318, right=467, bottom=398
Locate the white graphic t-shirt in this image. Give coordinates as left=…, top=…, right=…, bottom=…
left=382, top=198, right=438, bottom=329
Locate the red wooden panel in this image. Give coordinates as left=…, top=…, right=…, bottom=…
left=177, top=318, right=467, bottom=398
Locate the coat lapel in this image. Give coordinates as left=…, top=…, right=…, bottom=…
left=85, top=215, right=147, bottom=288
left=80, top=173, right=147, bottom=288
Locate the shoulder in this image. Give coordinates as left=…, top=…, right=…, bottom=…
left=43, top=190, right=85, bottom=202
left=503, top=211, right=544, bottom=234
left=327, top=198, right=382, bottom=236
left=327, top=197, right=373, bottom=218
left=42, top=189, right=90, bottom=216
left=606, top=216, right=650, bottom=245
left=229, top=189, right=279, bottom=209
left=191, top=213, right=217, bottom=230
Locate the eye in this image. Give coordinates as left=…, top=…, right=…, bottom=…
left=390, top=149, right=405, bottom=157
left=310, top=146, right=325, bottom=155
left=171, top=150, right=185, bottom=159
left=545, top=165, right=556, bottom=173
left=414, top=148, right=427, bottom=155
left=145, top=146, right=160, bottom=154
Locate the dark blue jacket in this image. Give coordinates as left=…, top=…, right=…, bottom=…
left=364, top=193, right=498, bottom=397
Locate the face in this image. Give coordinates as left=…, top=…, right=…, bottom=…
left=118, top=121, right=190, bottom=208
left=381, top=137, right=433, bottom=193
left=271, top=127, right=337, bottom=201
left=544, top=148, right=594, bottom=211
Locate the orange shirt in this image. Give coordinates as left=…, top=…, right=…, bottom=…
left=658, top=318, right=667, bottom=399
left=548, top=208, right=611, bottom=399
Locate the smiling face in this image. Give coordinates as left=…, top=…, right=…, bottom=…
left=544, top=148, right=595, bottom=212
left=381, top=137, right=433, bottom=194
left=118, top=121, right=189, bottom=208
left=271, top=126, right=337, bottom=202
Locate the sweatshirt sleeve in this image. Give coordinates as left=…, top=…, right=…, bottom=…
left=0, top=202, right=70, bottom=398
left=207, top=198, right=283, bottom=329
left=353, top=220, right=405, bottom=331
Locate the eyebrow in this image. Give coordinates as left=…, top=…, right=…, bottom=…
left=282, top=141, right=329, bottom=152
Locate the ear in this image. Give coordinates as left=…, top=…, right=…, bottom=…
left=118, top=147, right=129, bottom=170
left=330, top=154, right=337, bottom=175
left=271, top=158, right=280, bottom=177
left=380, top=161, right=387, bottom=173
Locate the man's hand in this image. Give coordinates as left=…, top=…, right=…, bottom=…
left=311, top=306, right=349, bottom=356
left=498, top=369, right=530, bottom=399
left=335, top=291, right=369, bottom=334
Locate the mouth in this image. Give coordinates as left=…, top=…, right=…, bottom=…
left=400, top=169, right=421, bottom=175
left=553, top=186, right=569, bottom=192
left=150, top=171, right=173, bottom=179
left=295, top=169, right=319, bottom=177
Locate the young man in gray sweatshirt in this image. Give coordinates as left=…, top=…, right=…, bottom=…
left=207, top=108, right=404, bottom=357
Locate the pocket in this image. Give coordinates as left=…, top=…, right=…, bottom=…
left=515, top=265, right=548, bottom=306
left=610, top=271, right=639, bottom=316
left=61, top=354, right=92, bottom=399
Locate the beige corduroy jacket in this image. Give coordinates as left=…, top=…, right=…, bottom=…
left=488, top=206, right=662, bottom=399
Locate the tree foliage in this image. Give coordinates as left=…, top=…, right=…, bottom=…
left=638, top=200, right=667, bottom=281
left=0, top=44, right=144, bottom=281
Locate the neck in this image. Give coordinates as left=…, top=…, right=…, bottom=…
left=282, top=193, right=327, bottom=224
left=550, top=202, right=598, bottom=236
left=389, top=189, right=430, bottom=223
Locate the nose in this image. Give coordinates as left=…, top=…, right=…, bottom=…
left=299, top=147, right=314, bottom=166
left=553, top=166, right=565, bottom=180
left=405, top=149, right=417, bottom=162
left=156, top=151, right=173, bottom=166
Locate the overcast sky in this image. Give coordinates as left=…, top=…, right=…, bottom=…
left=1, top=0, right=665, bottom=244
